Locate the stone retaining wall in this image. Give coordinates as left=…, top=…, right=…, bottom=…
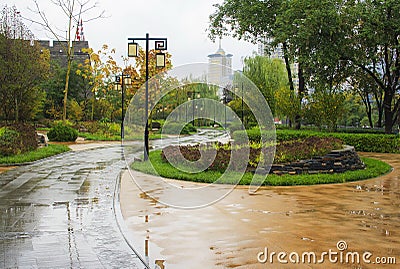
left=269, top=145, right=365, bottom=175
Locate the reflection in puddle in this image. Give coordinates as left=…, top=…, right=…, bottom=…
left=121, top=153, right=400, bottom=269
left=1, top=145, right=144, bottom=268
left=140, top=192, right=158, bottom=205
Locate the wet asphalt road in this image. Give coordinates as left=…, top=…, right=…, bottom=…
left=0, top=130, right=229, bottom=269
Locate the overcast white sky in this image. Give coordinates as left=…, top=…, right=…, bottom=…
left=3, top=0, right=257, bottom=70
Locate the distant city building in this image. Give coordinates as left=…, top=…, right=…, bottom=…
left=207, top=40, right=233, bottom=87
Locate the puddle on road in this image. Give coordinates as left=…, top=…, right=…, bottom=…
left=0, top=145, right=143, bottom=268
left=121, top=153, right=400, bottom=269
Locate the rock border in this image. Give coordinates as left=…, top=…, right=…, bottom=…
left=269, top=145, right=365, bottom=175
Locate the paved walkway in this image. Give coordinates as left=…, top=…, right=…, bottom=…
left=0, top=129, right=230, bottom=268
left=0, top=145, right=142, bottom=269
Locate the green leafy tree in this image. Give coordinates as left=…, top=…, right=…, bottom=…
left=28, top=0, right=105, bottom=122
left=209, top=0, right=307, bottom=129
left=346, top=68, right=384, bottom=128
left=127, top=48, right=173, bottom=126
left=77, top=45, right=120, bottom=120
left=42, top=61, right=90, bottom=120
left=67, top=99, right=83, bottom=122
left=338, top=93, right=367, bottom=128
left=275, top=0, right=400, bottom=133
left=242, top=56, right=288, bottom=115
left=305, top=88, right=345, bottom=131
left=340, top=0, right=400, bottom=133
left=0, top=5, right=49, bottom=122
left=274, top=86, right=301, bottom=127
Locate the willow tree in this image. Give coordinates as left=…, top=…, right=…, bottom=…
left=242, top=55, right=288, bottom=116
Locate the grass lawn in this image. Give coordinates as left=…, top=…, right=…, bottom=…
left=0, top=144, right=71, bottom=165
left=131, top=150, right=392, bottom=186
left=78, top=132, right=121, bottom=141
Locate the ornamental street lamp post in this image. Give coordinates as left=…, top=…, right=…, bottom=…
left=128, top=33, right=167, bottom=161
left=187, top=97, right=191, bottom=122
left=197, top=93, right=201, bottom=127
left=115, top=74, right=131, bottom=139
left=224, top=94, right=227, bottom=128
left=241, top=82, right=244, bottom=125
left=192, top=91, right=195, bottom=125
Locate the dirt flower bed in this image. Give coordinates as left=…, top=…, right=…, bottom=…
left=161, top=137, right=343, bottom=173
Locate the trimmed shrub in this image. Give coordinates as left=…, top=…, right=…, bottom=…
left=232, top=129, right=400, bottom=153
left=228, top=122, right=245, bottom=134
left=332, top=133, right=400, bottom=153
left=274, top=137, right=342, bottom=163
left=47, top=123, right=78, bottom=142
left=161, top=122, right=197, bottom=135
left=0, top=124, right=38, bottom=157
left=233, top=128, right=277, bottom=144
left=160, top=137, right=343, bottom=173
left=335, top=127, right=385, bottom=134
left=0, top=127, right=20, bottom=156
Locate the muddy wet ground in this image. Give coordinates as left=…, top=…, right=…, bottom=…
left=120, top=152, right=400, bottom=268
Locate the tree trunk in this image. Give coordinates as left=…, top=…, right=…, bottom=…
left=282, top=42, right=297, bottom=129
left=367, top=102, right=374, bottom=129
left=373, top=90, right=383, bottom=128
left=383, top=90, right=394, bottom=134
left=91, top=96, right=95, bottom=121
left=14, top=95, right=19, bottom=122
left=282, top=42, right=295, bottom=93
left=62, top=62, right=71, bottom=122
left=360, top=91, right=373, bottom=128
left=295, top=63, right=305, bottom=130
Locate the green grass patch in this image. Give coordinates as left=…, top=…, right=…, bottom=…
left=131, top=150, right=392, bottom=186
left=36, top=127, right=51, bottom=132
left=0, top=144, right=70, bottom=165
left=79, top=132, right=121, bottom=141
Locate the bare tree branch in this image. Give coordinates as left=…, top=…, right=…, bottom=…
left=24, top=0, right=105, bottom=121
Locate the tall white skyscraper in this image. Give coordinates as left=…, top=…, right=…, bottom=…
left=207, top=40, right=233, bottom=87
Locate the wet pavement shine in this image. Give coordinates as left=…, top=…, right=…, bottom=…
left=120, top=152, right=400, bottom=269
left=1, top=131, right=399, bottom=269
left=0, top=145, right=143, bottom=269
left=0, top=129, right=230, bottom=269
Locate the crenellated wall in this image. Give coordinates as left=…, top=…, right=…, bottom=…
left=38, top=40, right=89, bottom=67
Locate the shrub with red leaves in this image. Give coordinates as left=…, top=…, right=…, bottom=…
left=161, top=137, right=343, bottom=173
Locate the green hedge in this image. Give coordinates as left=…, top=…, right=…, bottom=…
left=0, top=124, right=38, bottom=157
left=47, top=123, right=78, bottom=142
left=232, top=129, right=400, bottom=153
left=161, top=123, right=197, bottom=135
